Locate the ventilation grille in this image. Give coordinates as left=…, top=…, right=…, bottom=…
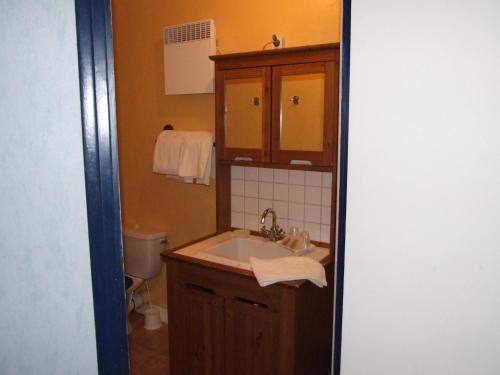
left=164, top=19, right=214, bottom=44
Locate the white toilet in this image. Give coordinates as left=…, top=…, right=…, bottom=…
left=122, top=223, right=167, bottom=333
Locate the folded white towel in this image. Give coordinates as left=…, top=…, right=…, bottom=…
left=249, top=256, right=327, bottom=287
left=153, top=130, right=213, bottom=185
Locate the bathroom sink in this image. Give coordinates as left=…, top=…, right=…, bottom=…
left=172, top=231, right=330, bottom=271
left=197, top=236, right=291, bottom=269
left=205, top=237, right=292, bottom=261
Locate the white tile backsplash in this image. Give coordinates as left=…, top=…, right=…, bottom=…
left=289, top=170, right=305, bottom=185
left=304, top=222, right=321, bottom=242
left=273, top=200, right=289, bottom=219
left=244, top=214, right=258, bottom=231
left=322, top=172, right=332, bottom=188
left=321, top=206, right=331, bottom=225
left=231, top=195, right=244, bottom=212
left=231, top=211, right=245, bottom=228
left=274, top=169, right=289, bottom=184
left=305, top=204, right=321, bottom=223
left=245, top=167, right=259, bottom=181
left=321, top=225, right=331, bottom=243
left=289, top=185, right=305, bottom=203
left=231, top=165, right=244, bottom=180
left=258, top=199, right=273, bottom=214
left=231, top=167, right=333, bottom=243
left=231, top=179, right=245, bottom=196
left=289, top=203, right=305, bottom=221
left=322, top=187, right=332, bottom=206
left=244, top=197, right=259, bottom=214
left=305, top=186, right=322, bottom=205
left=244, top=181, right=258, bottom=198
left=258, top=182, right=273, bottom=199
left=306, top=171, right=323, bottom=187
left=273, top=183, right=289, bottom=201
left=258, top=168, right=274, bottom=182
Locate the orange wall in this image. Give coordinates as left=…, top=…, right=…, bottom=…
left=111, top=0, right=340, bottom=307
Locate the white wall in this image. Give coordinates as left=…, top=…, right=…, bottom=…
left=341, top=1, right=500, bottom=374
left=0, top=2, right=98, bottom=374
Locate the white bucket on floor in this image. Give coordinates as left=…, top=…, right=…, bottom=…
left=144, top=306, right=162, bottom=330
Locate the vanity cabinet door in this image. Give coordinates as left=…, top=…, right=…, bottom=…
left=271, top=61, right=338, bottom=166
left=224, top=297, right=280, bottom=375
left=216, top=67, right=271, bottom=162
left=169, top=281, right=225, bottom=375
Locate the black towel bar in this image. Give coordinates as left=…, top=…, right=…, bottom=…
left=161, top=124, right=215, bottom=146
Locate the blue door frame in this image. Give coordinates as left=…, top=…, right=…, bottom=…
left=74, top=0, right=351, bottom=373
left=333, top=0, right=351, bottom=373
left=74, top=0, right=129, bottom=373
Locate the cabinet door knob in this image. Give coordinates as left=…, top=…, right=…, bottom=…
left=252, top=97, right=260, bottom=106
left=291, top=95, right=300, bottom=105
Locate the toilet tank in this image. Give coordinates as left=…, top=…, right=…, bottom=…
left=122, top=224, right=168, bottom=280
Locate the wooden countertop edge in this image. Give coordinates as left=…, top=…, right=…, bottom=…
left=161, top=232, right=334, bottom=289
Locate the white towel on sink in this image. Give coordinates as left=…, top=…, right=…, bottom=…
left=249, top=256, right=327, bottom=287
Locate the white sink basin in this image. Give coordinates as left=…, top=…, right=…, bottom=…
left=204, top=237, right=292, bottom=263
left=171, top=231, right=330, bottom=271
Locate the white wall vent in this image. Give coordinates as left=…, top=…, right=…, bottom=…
left=163, top=19, right=216, bottom=95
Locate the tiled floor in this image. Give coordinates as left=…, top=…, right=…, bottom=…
left=128, top=312, right=170, bottom=375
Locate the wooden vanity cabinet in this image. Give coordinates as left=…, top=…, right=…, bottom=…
left=166, top=257, right=334, bottom=375
left=224, top=296, right=280, bottom=375
left=168, top=280, right=225, bottom=374
left=211, top=43, right=339, bottom=167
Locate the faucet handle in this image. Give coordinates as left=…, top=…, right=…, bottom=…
left=273, top=225, right=286, bottom=240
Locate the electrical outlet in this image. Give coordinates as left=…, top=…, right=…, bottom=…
left=272, top=34, right=286, bottom=49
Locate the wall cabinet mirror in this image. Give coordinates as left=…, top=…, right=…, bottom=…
left=212, top=44, right=339, bottom=167
left=279, top=72, right=325, bottom=152
left=225, top=77, right=263, bottom=150
left=216, top=67, right=271, bottom=162
left=272, top=61, right=336, bottom=165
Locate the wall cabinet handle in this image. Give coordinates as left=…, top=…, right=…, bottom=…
left=289, top=159, right=313, bottom=165
left=234, top=156, right=254, bottom=162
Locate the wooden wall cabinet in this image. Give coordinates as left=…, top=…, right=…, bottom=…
left=166, top=257, right=334, bottom=375
left=211, top=43, right=339, bottom=167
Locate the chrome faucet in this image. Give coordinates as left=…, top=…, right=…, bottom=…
left=260, top=208, right=285, bottom=241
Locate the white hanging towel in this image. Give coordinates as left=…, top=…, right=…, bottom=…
left=249, top=256, right=327, bottom=287
left=153, top=130, right=213, bottom=185
left=178, top=131, right=213, bottom=185
left=153, top=131, right=185, bottom=175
